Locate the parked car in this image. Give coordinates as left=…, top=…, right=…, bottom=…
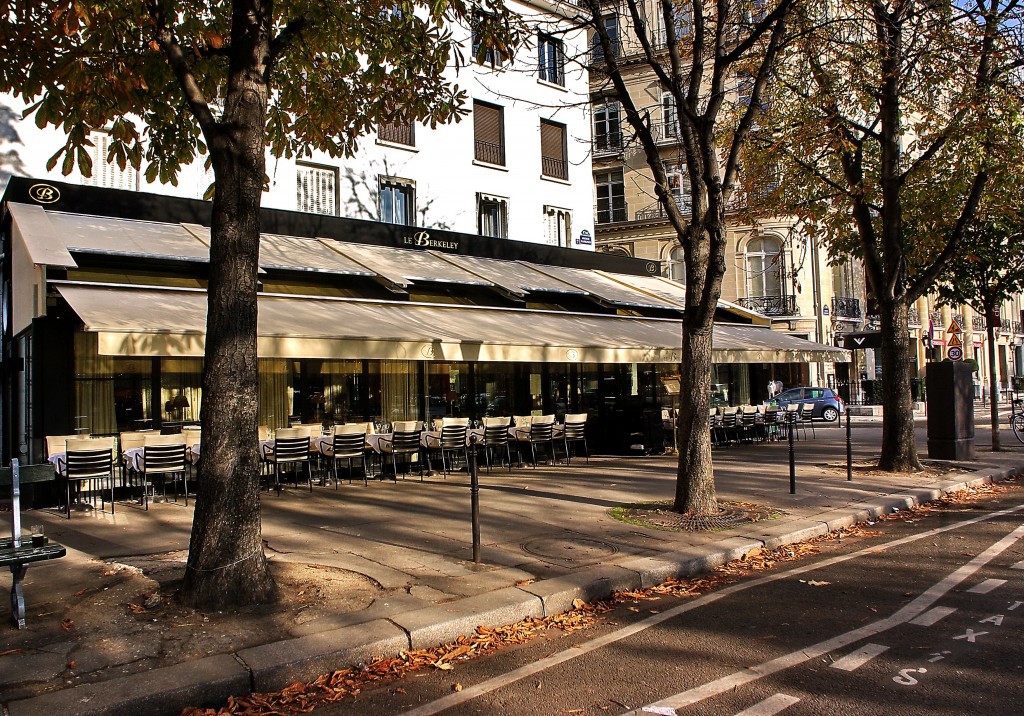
left=772, top=386, right=845, bottom=421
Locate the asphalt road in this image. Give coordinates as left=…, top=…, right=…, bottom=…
left=318, top=479, right=1024, bottom=716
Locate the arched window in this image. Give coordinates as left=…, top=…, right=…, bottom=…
left=745, top=236, right=785, bottom=297
left=663, top=245, right=685, bottom=282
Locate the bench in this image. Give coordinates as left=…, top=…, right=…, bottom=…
left=0, top=459, right=67, bottom=628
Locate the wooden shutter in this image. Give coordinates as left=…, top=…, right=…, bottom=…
left=474, top=102, right=504, bottom=164
left=540, top=121, right=564, bottom=161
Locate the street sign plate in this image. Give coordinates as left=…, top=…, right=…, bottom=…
left=948, top=345, right=963, bottom=361
left=842, top=332, right=884, bottom=349
left=947, top=333, right=963, bottom=347
left=947, top=320, right=961, bottom=334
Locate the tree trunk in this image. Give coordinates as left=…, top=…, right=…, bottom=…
left=987, top=310, right=1000, bottom=451
left=673, top=324, right=717, bottom=515
left=877, top=297, right=923, bottom=471
left=180, top=0, right=276, bottom=608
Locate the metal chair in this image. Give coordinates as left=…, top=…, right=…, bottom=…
left=525, top=415, right=557, bottom=467
left=63, top=437, right=116, bottom=518
left=800, top=403, right=816, bottom=438
left=438, top=419, right=469, bottom=479
left=139, top=434, right=189, bottom=507
left=328, top=424, right=369, bottom=486
left=380, top=420, right=423, bottom=481
left=266, top=427, right=313, bottom=494
left=562, top=413, right=589, bottom=464
left=480, top=416, right=512, bottom=472
left=719, top=408, right=739, bottom=446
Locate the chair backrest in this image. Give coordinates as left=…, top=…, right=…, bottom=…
left=720, top=411, right=737, bottom=427
left=441, top=416, right=470, bottom=428
left=564, top=413, right=587, bottom=424
left=288, top=425, right=313, bottom=439
left=391, top=429, right=422, bottom=452
left=119, top=432, right=147, bottom=452
left=334, top=423, right=366, bottom=436
left=563, top=421, right=586, bottom=440
left=482, top=416, right=510, bottom=428
left=440, top=424, right=468, bottom=448
left=332, top=431, right=366, bottom=457
left=785, top=403, right=799, bottom=412
left=512, top=415, right=533, bottom=429
left=393, top=420, right=422, bottom=433
left=65, top=437, right=115, bottom=478
left=800, top=403, right=815, bottom=418
left=142, top=442, right=188, bottom=474
left=258, top=424, right=270, bottom=441
left=144, top=433, right=187, bottom=447
left=273, top=433, right=310, bottom=461
left=483, top=423, right=509, bottom=445
left=46, top=434, right=81, bottom=458
left=529, top=420, right=555, bottom=441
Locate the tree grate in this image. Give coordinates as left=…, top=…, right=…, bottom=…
left=612, top=501, right=784, bottom=533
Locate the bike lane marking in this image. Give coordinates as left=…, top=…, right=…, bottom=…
left=733, top=693, right=800, bottom=716
left=830, top=643, right=889, bottom=671
left=967, top=578, right=1007, bottom=594
left=909, top=606, right=957, bottom=626
left=623, top=522, right=1024, bottom=715
left=399, top=502, right=1024, bottom=716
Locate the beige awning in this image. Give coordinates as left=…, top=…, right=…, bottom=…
left=55, top=283, right=849, bottom=364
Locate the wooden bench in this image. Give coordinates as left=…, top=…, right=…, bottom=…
left=0, top=460, right=67, bottom=628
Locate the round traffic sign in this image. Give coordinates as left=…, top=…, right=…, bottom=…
left=947, top=345, right=963, bottom=361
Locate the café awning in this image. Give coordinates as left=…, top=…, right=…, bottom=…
left=55, top=283, right=849, bottom=364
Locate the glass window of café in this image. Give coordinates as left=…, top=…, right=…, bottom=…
left=161, top=358, right=202, bottom=425
left=474, top=362, right=515, bottom=418
left=425, top=361, right=470, bottom=425
left=74, top=332, right=153, bottom=434
left=367, top=359, right=421, bottom=428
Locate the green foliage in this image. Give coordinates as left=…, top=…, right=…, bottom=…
left=0, top=1, right=525, bottom=183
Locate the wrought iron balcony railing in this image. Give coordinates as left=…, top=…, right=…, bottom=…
left=634, top=196, right=692, bottom=221
left=541, top=156, right=569, bottom=180
left=378, top=121, right=415, bottom=147
left=972, top=316, right=986, bottom=332
left=738, top=294, right=798, bottom=317
left=929, top=309, right=942, bottom=325
left=474, top=139, right=505, bottom=166
left=593, top=132, right=623, bottom=155
left=831, top=296, right=862, bottom=319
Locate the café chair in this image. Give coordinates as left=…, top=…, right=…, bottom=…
left=480, top=416, right=512, bottom=472
left=139, top=434, right=189, bottom=507
left=561, top=413, right=589, bottom=465
left=266, top=427, right=313, bottom=495
left=438, top=417, right=469, bottom=479
left=328, top=424, right=370, bottom=487
left=63, top=437, right=116, bottom=518
left=380, top=421, right=423, bottom=481
left=525, top=415, right=557, bottom=468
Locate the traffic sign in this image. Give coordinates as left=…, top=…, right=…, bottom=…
left=947, top=345, right=963, bottom=361
left=947, top=333, right=963, bottom=347
left=947, top=320, right=962, bottom=334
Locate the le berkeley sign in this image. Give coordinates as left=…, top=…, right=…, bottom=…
left=402, top=231, right=458, bottom=252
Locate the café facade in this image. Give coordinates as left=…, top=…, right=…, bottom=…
left=0, top=177, right=848, bottom=462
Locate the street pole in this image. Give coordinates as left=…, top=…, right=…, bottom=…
left=469, top=433, right=481, bottom=563
left=788, top=411, right=796, bottom=495
left=846, top=405, right=853, bottom=481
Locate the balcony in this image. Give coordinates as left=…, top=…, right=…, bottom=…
left=738, top=295, right=798, bottom=317
left=541, top=156, right=569, bottom=180
left=593, top=132, right=624, bottom=156
left=972, top=316, right=986, bottom=332
left=929, top=309, right=942, bottom=326
left=378, top=121, right=415, bottom=147
left=474, top=139, right=505, bottom=166
left=635, top=197, right=692, bottom=221
left=830, top=296, right=861, bottom=319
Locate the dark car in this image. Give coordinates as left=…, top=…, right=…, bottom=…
left=773, top=386, right=845, bottom=421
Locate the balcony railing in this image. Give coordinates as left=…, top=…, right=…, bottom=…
left=929, top=309, right=942, bottom=325
left=831, top=296, right=862, bottom=319
left=474, top=139, right=505, bottom=166
left=635, top=196, right=692, bottom=221
left=738, top=295, right=798, bottom=317
left=541, top=156, right=569, bottom=180
left=972, top=316, right=986, bottom=332
left=593, top=132, right=624, bottom=155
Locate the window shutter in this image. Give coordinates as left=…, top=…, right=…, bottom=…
left=474, top=103, right=502, bottom=145
left=540, top=121, right=564, bottom=161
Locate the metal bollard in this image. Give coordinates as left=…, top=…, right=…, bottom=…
left=788, top=411, right=796, bottom=495
left=846, top=406, right=853, bottom=481
left=469, top=433, right=481, bottom=563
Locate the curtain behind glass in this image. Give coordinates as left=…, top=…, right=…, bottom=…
left=74, top=332, right=117, bottom=435
left=161, top=358, right=203, bottom=424
left=258, top=358, right=293, bottom=429
left=321, top=359, right=362, bottom=424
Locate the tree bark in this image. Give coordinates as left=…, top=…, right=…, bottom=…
left=877, top=297, right=923, bottom=471
left=987, top=309, right=1001, bottom=451
left=673, top=323, right=717, bottom=514
left=180, top=0, right=277, bottom=608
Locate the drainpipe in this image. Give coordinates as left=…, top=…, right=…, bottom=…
left=809, top=230, right=825, bottom=384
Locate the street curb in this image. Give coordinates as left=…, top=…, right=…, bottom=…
left=5, top=464, right=1021, bottom=716
left=5, top=653, right=248, bottom=716
left=237, top=618, right=409, bottom=693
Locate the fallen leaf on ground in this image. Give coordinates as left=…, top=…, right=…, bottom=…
left=60, top=618, right=74, bottom=632
left=452, top=683, right=463, bottom=692
left=0, top=649, right=26, bottom=657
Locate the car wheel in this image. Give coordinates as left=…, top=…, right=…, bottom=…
left=821, top=406, right=839, bottom=422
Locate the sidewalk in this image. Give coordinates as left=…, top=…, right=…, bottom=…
left=2, top=421, right=1023, bottom=715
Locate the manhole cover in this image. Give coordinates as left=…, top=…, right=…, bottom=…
left=521, top=535, right=618, bottom=566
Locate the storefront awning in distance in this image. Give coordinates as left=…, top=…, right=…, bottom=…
left=55, top=283, right=850, bottom=365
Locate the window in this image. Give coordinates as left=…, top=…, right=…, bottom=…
left=477, top=194, right=508, bottom=238
left=544, top=206, right=572, bottom=247
left=472, top=13, right=506, bottom=68
left=745, top=236, right=785, bottom=297
left=593, top=100, right=622, bottom=153
left=664, top=245, right=685, bottom=282
left=659, top=3, right=691, bottom=45
left=378, top=118, right=415, bottom=147
left=540, top=120, right=568, bottom=180
left=473, top=101, right=505, bottom=166
left=736, top=72, right=754, bottom=107
left=538, top=34, right=565, bottom=86
left=662, top=94, right=679, bottom=140
left=666, top=163, right=691, bottom=211
left=296, top=163, right=338, bottom=215
left=379, top=177, right=415, bottom=225
left=591, top=15, right=619, bottom=61
left=595, top=170, right=626, bottom=223
left=81, top=131, right=139, bottom=191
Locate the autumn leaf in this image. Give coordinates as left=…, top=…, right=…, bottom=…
left=0, top=648, right=26, bottom=657
left=60, top=618, right=74, bottom=632
left=452, top=683, right=463, bottom=692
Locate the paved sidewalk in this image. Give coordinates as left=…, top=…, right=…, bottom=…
left=2, top=420, right=1023, bottom=715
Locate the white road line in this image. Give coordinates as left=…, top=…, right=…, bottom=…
left=735, top=693, right=801, bottom=716
left=967, top=578, right=1007, bottom=594
left=622, top=523, right=1024, bottom=715
left=830, top=643, right=889, bottom=671
left=1011, top=559, right=1024, bottom=570
left=909, top=606, right=957, bottom=626
left=399, top=502, right=1024, bottom=716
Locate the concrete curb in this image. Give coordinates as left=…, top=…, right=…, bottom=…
left=5, top=464, right=1021, bottom=716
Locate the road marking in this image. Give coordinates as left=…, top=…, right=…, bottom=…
left=622, top=523, right=1024, bottom=715
left=967, top=578, right=1006, bottom=594
left=1011, top=560, right=1024, bottom=570
left=830, top=643, right=889, bottom=671
left=399, top=504, right=1024, bottom=716
left=953, top=628, right=988, bottom=642
left=734, top=693, right=800, bottom=716
left=892, top=667, right=927, bottom=686
left=910, top=606, right=957, bottom=626
left=979, top=614, right=1004, bottom=625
